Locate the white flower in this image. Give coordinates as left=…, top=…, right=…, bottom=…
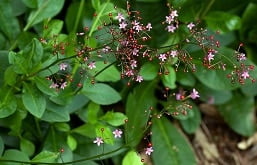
left=112, top=129, right=123, bottom=138
left=116, top=13, right=125, bottom=22
left=60, top=82, right=67, bottom=90
left=145, top=147, right=154, bottom=156
left=159, top=54, right=167, bottom=61
left=167, top=25, right=176, bottom=33
left=59, top=63, right=68, bottom=71
left=241, top=71, right=250, bottom=79
left=119, top=22, right=127, bottom=29
left=136, top=75, right=143, bottom=82
left=88, top=62, right=96, bottom=69
left=187, top=22, right=195, bottom=30
left=146, top=23, right=152, bottom=31
left=93, top=137, right=104, bottom=146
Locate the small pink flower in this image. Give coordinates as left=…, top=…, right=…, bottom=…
left=59, top=63, right=68, bottom=71
left=119, top=22, right=127, bottom=29
left=187, top=22, right=195, bottom=30
left=207, top=52, right=215, bottom=62
left=241, top=71, right=250, bottom=79
left=116, top=13, right=125, bottom=22
left=60, top=82, right=67, bottom=90
left=167, top=25, right=176, bottom=33
left=190, top=88, right=200, bottom=99
left=50, top=83, right=58, bottom=89
left=125, top=69, right=134, bottom=77
left=146, top=23, right=152, bottom=31
left=130, top=60, right=137, bottom=69
left=159, top=54, right=167, bottom=61
left=165, top=15, right=174, bottom=24
left=112, top=129, right=123, bottom=138
left=102, top=46, right=111, bottom=53
left=170, top=10, right=178, bottom=18
left=238, top=53, right=246, bottom=61
left=136, top=75, right=143, bottom=82
left=132, top=48, right=139, bottom=56
left=145, top=147, right=154, bottom=156
left=88, top=62, right=96, bottom=69
left=93, top=137, right=104, bottom=146
left=170, top=50, right=178, bottom=58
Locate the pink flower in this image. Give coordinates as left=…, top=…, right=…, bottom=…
left=112, top=129, right=123, bottom=138
left=59, top=63, right=68, bottom=71
left=167, top=25, right=176, bottom=33
left=88, top=62, right=96, bottom=69
left=207, top=52, right=215, bottom=62
left=93, top=137, right=104, bottom=146
left=190, top=88, right=200, bottom=99
left=136, top=75, right=143, bottom=82
left=146, top=23, right=152, bottom=31
left=241, top=71, right=250, bottom=79
left=132, top=48, right=139, bottom=56
left=50, top=83, right=58, bottom=89
left=102, top=46, right=111, bottom=53
left=170, top=10, right=178, bottom=18
left=238, top=53, right=246, bottom=61
left=60, top=82, right=67, bottom=90
left=159, top=54, right=167, bottom=61
left=125, top=69, right=134, bottom=77
left=187, top=22, right=195, bottom=30
left=145, top=147, right=154, bottom=156
left=119, top=22, right=127, bottom=29
left=130, top=60, right=137, bottom=69
left=170, top=50, right=178, bottom=58
left=116, top=13, right=125, bottom=22
left=165, top=15, right=174, bottom=24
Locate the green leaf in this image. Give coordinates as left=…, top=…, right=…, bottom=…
left=95, top=124, right=114, bottom=144
left=54, top=123, right=70, bottom=132
left=90, top=62, right=120, bottom=82
left=24, top=0, right=65, bottom=31
left=25, top=38, right=44, bottom=65
left=241, top=82, right=257, bottom=97
left=0, top=0, right=20, bottom=41
left=1, top=149, right=30, bottom=165
left=139, top=62, right=159, bottom=81
left=82, top=83, right=121, bottom=105
left=8, top=51, right=30, bottom=74
left=43, top=19, right=63, bottom=38
left=67, top=135, right=77, bottom=151
left=0, top=51, right=10, bottom=86
left=126, top=81, right=157, bottom=147
left=177, top=71, right=196, bottom=87
left=180, top=102, right=201, bottom=134
left=72, top=123, right=96, bottom=138
left=91, top=0, right=101, bottom=10
left=22, top=83, right=46, bottom=118
left=22, top=0, right=37, bottom=8
left=31, top=150, right=59, bottom=163
left=100, top=111, right=127, bottom=126
left=89, top=2, right=117, bottom=36
left=41, top=100, right=70, bottom=122
left=205, top=11, right=241, bottom=33
left=122, top=150, right=143, bottom=165
left=152, top=117, right=197, bottom=165
left=85, top=102, right=100, bottom=124
left=161, top=66, right=176, bottom=89
left=0, top=136, right=4, bottom=156
left=20, top=138, right=35, bottom=157
left=4, top=66, right=17, bottom=86
left=35, top=76, right=58, bottom=97
left=0, top=88, right=17, bottom=118
left=218, top=93, right=255, bottom=136
left=197, top=84, right=232, bottom=104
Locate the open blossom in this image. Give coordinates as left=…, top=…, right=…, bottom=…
left=167, top=25, right=176, bottom=33
left=187, top=22, right=195, bottom=30
left=207, top=52, right=215, bottom=62
left=88, top=62, right=96, bottom=69
left=165, top=15, right=174, bottom=24
left=241, top=71, right=250, bottom=79
left=59, top=63, right=68, bottom=71
left=136, top=75, right=143, bottom=82
left=132, top=48, right=139, bottom=56
left=170, top=50, right=178, bottom=58
left=60, top=82, right=67, bottom=90
left=146, top=23, right=152, bottom=31
left=170, top=10, right=178, bottom=18
left=116, top=13, right=125, bottom=22
left=112, top=129, right=123, bottom=138
left=50, top=83, right=58, bottom=89
left=130, top=60, right=137, bottom=69
left=119, top=22, right=127, bottom=29
left=145, top=147, right=154, bottom=156
left=159, top=54, right=167, bottom=61
left=190, top=88, right=200, bottom=99
left=93, top=137, right=104, bottom=146
left=238, top=53, right=246, bottom=61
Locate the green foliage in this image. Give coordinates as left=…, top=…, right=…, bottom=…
left=82, top=83, right=121, bottom=105
left=122, top=150, right=143, bottom=165
left=152, top=117, right=197, bottom=165
left=218, top=93, right=255, bottom=136
left=125, top=81, right=157, bottom=147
